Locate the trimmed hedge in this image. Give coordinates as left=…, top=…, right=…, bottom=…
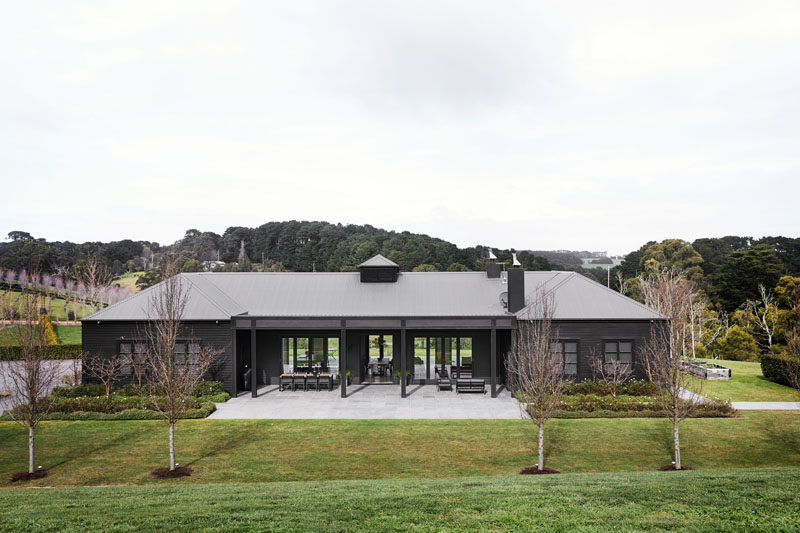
left=561, top=380, right=660, bottom=397
left=554, top=401, right=736, bottom=419
left=544, top=395, right=736, bottom=418
left=761, top=352, right=800, bottom=387
left=52, top=380, right=227, bottom=399
left=0, top=403, right=216, bottom=421
left=0, top=344, right=82, bottom=361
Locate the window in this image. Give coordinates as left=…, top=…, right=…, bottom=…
left=604, top=341, right=633, bottom=369
left=551, top=341, right=578, bottom=376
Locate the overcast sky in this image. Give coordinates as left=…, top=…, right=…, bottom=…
left=1, top=1, right=798, bottom=255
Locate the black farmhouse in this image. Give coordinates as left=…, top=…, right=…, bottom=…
left=82, top=255, right=666, bottom=398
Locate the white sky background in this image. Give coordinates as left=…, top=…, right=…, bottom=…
left=0, top=1, right=798, bottom=255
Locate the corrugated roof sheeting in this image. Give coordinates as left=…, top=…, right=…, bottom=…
left=517, top=272, right=666, bottom=321
left=85, top=270, right=665, bottom=321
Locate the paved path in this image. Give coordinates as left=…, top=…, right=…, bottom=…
left=731, top=401, right=800, bottom=410
left=208, top=384, right=526, bottom=419
left=0, top=359, right=78, bottom=415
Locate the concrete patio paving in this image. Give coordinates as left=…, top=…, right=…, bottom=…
left=208, top=384, right=526, bottom=419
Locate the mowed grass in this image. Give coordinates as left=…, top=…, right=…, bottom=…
left=689, top=360, right=799, bottom=402
left=53, top=325, right=81, bottom=345
left=111, top=271, right=144, bottom=293
left=1, top=411, right=798, bottom=488
left=0, top=325, right=81, bottom=346
left=0, top=290, right=96, bottom=321
left=1, top=467, right=799, bottom=532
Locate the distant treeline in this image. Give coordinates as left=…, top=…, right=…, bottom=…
left=1, top=225, right=798, bottom=311
left=0, top=223, right=587, bottom=280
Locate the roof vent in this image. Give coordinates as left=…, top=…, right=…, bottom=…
left=358, top=254, right=400, bottom=283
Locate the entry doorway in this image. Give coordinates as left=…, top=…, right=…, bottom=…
left=362, top=334, right=394, bottom=384
left=413, top=337, right=473, bottom=383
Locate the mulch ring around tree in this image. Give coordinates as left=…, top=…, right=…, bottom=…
left=150, top=466, right=193, bottom=479
left=659, top=464, right=693, bottom=471
left=519, top=466, right=560, bottom=475
left=10, top=469, right=51, bottom=482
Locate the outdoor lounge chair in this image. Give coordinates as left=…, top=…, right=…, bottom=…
left=437, top=376, right=452, bottom=391
left=456, top=378, right=486, bottom=394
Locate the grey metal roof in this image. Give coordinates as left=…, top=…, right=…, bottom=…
left=357, top=254, right=399, bottom=268
left=84, top=269, right=665, bottom=322
left=516, top=272, right=667, bottom=321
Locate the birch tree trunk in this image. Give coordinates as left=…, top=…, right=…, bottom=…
left=673, top=418, right=681, bottom=470
left=28, top=425, right=35, bottom=474
left=169, top=423, right=176, bottom=471
left=538, top=422, right=544, bottom=471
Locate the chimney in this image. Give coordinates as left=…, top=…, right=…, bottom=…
left=507, top=267, right=525, bottom=313
left=485, top=261, right=501, bottom=278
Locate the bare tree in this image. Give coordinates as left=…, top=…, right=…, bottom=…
left=507, top=292, right=566, bottom=472
left=142, top=267, right=220, bottom=472
left=1, top=286, right=59, bottom=476
left=76, top=254, right=112, bottom=310
left=127, top=342, right=148, bottom=389
left=83, top=353, right=127, bottom=400
left=746, top=284, right=779, bottom=350
left=637, top=267, right=700, bottom=470
left=589, top=349, right=632, bottom=405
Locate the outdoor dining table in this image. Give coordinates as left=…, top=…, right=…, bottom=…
left=368, top=359, right=391, bottom=376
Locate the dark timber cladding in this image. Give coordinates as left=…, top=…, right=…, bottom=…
left=81, top=254, right=667, bottom=398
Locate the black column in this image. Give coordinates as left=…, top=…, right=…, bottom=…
left=231, top=327, right=238, bottom=396
left=456, top=338, right=461, bottom=378
left=251, top=328, right=258, bottom=398
left=340, top=325, right=347, bottom=398
left=400, top=324, right=407, bottom=398
left=425, top=337, right=430, bottom=381
left=490, top=323, right=497, bottom=398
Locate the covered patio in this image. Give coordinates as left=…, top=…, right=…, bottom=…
left=209, top=384, right=523, bottom=419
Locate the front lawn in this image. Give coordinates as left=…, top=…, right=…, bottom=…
left=54, top=324, right=81, bottom=344
left=1, top=411, right=798, bottom=487
left=1, top=467, right=799, bottom=532
left=689, top=360, right=798, bottom=402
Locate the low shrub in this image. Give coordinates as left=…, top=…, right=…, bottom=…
left=198, top=392, right=231, bottom=403
left=554, top=399, right=735, bottom=419
left=0, top=344, right=82, bottom=361
left=558, top=394, right=655, bottom=413
left=192, top=380, right=224, bottom=397
left=760, top=352, right=800, bottom=387
left=562, top=379, right=659, bottom=397
left=0, top=403, right=216, bottom=421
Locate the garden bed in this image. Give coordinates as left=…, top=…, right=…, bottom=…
left=543, top=379, right=736, bottom=418
left=0, top=380, right=229, bottom=421
left=684, top=360, right=731, bottom=380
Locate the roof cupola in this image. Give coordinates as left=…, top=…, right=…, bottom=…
left=357, top=254, right=400, bottom=282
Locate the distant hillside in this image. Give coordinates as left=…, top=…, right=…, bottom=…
left=1, top=222, right=583, bottom=276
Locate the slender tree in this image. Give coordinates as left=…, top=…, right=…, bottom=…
left=1, top=286, right=59, bottom=476
left=506, top=292, right=566, bottom=472
left=83, top=353, right=127, bottom=400
left=142, top=266, right=220, bottom=472
left=589, top=350, right=632, bottom=406
left=637, top=267, right=701, bottom=470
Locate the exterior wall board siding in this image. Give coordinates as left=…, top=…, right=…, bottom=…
left=551, top=320, right=658, bottom=382
left=82, top=321, right=234, bottom=393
